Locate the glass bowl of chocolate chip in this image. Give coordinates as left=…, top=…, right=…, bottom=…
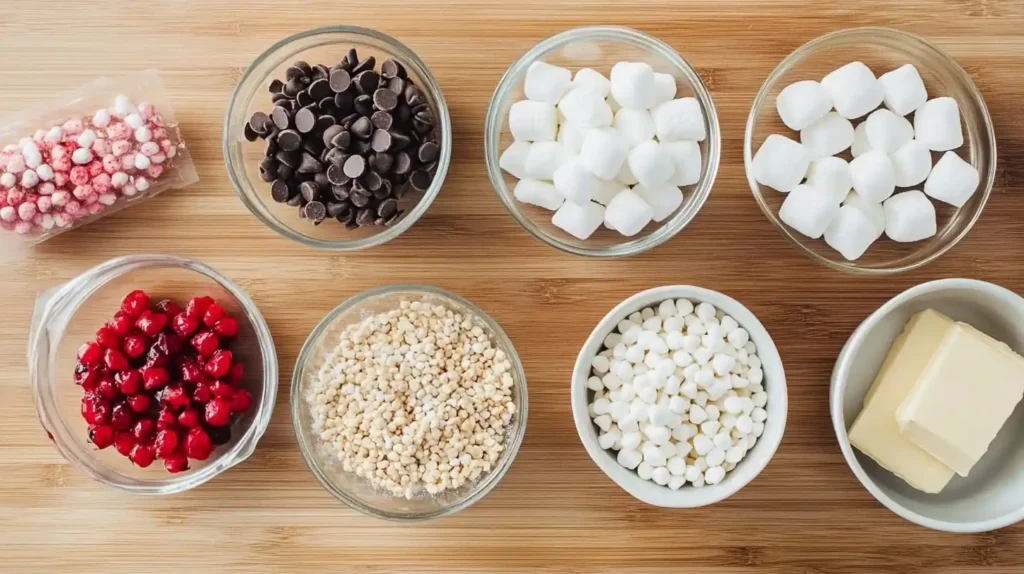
left=224, top=26, right=451, bottom=250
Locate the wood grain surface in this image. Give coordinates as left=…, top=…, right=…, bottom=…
left=3, top=1, right=1024, bottom=572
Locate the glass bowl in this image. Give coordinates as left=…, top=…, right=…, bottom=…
left=485, top=26, right=721, bottom=257
left=291, top=285, right=527, bottom=520
left=744, top=27, right=996, bottom=274
left=28, top=254, right=278, bottom=494
left=224, top=26, right=452, bottom=250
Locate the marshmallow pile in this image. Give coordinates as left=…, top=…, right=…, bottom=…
left=0, top=95, right=177, bottom=236
left=587, top=298, right=767, bottom=489
left=753, top=62, right=980, bottom=261
left=501, top=60, right=705, bottom=240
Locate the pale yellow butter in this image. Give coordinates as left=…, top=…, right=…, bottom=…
left=848, top=309, right=956, bottom=494
left=896, top=323, right=1024, bottom=477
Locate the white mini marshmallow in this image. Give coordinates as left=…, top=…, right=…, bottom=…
left=114, top=94, right=135, bottom=117
left=124, top=113, right=144, bottom=129
left=851, top=121, right=871, bottom=158
left=580, top=127, right=628, bottom=181
left=554, top=157, right=602, bottom=204
left=662, top=141, right=701, bottom=187
left=134, top=154, right=152, bottom=170
left=77, top=129, right=97, bottom=149
left=509, top=100, right=557, bottom=142
left=779, top=183, right=841, bottom=239
left=890, top=140, right=932, bottom=187
left=633, top=184, right=683, bottom=222
left=604, top=189, right=653, bottom=236
left=843, top=191, right=886, bottom=239
left=775, top=80, right=833, bottom=131
left=628, top=140, right=675, bottom=189
left=849, top=150, right=896, bottom=203
left=824, top=205, right=879, bottom=261
left=752, top=134, right=811, bottom=192
left=552, top=200, right=605, bottom=240
left=884, top=190, right=937, bottom=242
left=924, top=151, right=979, bottom=207
left=610, top=62, right=656, bottom=110
left=44, top=126, right=64, bottom=142
left=92, top=109, right=111, bottom=128
left=21, top=169, right=38, bottom=188
left=35, top=164, right=54, bottom=181
left=524, top=61, right=572, bottom=104
left=557, top=123, right=585, bottom=154
left=513, top=178, right=564, bottom=210
left=559, top=88, right=614, bottom=129
left=652, top=97, right=705, bottom=142
left=571, top=68, right=611, bottom=98
left=0, top=173, right=15, bottom=188
left=800, top=112, right=854, bottom=158
left=653, top=73, right=677, bottom=106
left=879, top=64, right=928, bottom=116
left=71, top=148, right=93, bottom=165
left=865, top=108, right=914, bottom=153
left=914, top=97, right=963, bottom=151
left=613, top=108, right=656, bottom=148
left=821, top=61, right=884, bottom=119
left=524, top=141, right=570, bottom=180
left=592, top=180, right=627, bottom=206
left=499, top=141, right=531, bottom=179
left=805, top=156, right=852, bottom=203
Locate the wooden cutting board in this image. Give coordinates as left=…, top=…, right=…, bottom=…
left=2, top=1, right=1024, bottom=572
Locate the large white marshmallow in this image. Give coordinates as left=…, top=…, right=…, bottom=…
left=633, top=184, right=684, bottom=222
left=653, top=73, right=677, bottom=106
left=628, top=140, right=675, bottom=189
left=524, top=141, right=571, bottom=180
left=610, top=62, right=657, bottom=110
left=499, top=141, right=531, bottom=179
left=524, top=61, right=572, bottom=105
left=779, top=183, right=841, bottom=239
left=914, top=97, right=963, bottom=151
left=571, top=68, right=611, bottom=98
left=557, top=122, right=585, bottom=154
left=890, top=140, right=932, bottom=187
left=617, top=159, right=639, bottom=185
left=924, top=151, right=979, bottom=208
left=851, top=121, right=871, bottom=158
left=865, top=108, right=914, bottom=153
left=593, top=180, right=627, bottom=206
left=884, top=190, right=936, bottom=242
left=752, top=134, right=810, bottom=192
left=825, top=205, right=879, bottom=261
left=653, top=97, right=706, bottom=142
left=513, top=178, right=564, bottom=210
left=662, top=140, right=702, bottom=187
left=580, top=127, right=628, bottom=181
left=843, top=190, right=886, bottom=238
left=849, top=150, right=896, bottom=203
left=553, top=157, right=602, bottom=204
left=776, top=80, right=833, bottom=131
left=821, top=61, right=884, bottom=119
left=613, top=108, right=656, bottom=148
left=509, top=100, right=557, bottom=142
left=558, top=89, right=613, bottom=130
left=604, top=189, right=653, bottom=236
left=879, top=64, right=927, bottom=116
left=800, top=112, right=854, bottom=158
left=805, top=156, right=852, bottom=203
left=552, top=200, right=605, bottom=240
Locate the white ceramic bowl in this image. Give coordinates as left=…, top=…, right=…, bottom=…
left=831, top=278, right=1024, bottom=532
left=571, top=286, right=788, bottom=507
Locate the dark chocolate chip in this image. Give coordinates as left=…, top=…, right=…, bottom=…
left=314, top=171, right=330, bottom=189
left=343, top=155, right=366, bottom=179
left=324, top=147, right=347, bottom=167
left=370, top=129, right=392, bottom=152
left=271, top=92, right=290, bottom=104
left=286, top=66, right=305, bottom=81
left=371, top=110, right=393, bottom=131
left=265, top=137, right=278, bottom=155
left=392, top=182, right=410, bottom=199
left=329, top=69, right=352, bottom=93
left=313, top=64, right=331, bottom=81
left=319, top=97, right=337, bottom=113
left=331, top=130, right=352, bottom=150
left=277, top=164, right=294, bottom=180
left=304, top=200, right=327, bottom=223
left=275, top=151, right=299, bottom=168
left=284, top=77, right=304, bottom=97
left=351, top=56, right=376, bottom=75
left=285, top=192, right=305, bottom=206
left=413, top=118, right=432, bottom=134
left=271, top=106, right=292, bottom=130
left=387, top=77, right=406, bottom=95
left=393, top=103, right=411, bottom=125
left=354, top=95, right=374, bottom=116
left=372, top=88, right=398, bottom=111
left=243, top=122, right=258, bottom=142
left=378, top=178, right=392, bottom=198
left=409, top=169, right=432, bottom=191
left=301, top=139, right=324, bottom=157
left=351, top=116, right=373, bottom=139
left=326, top=163, right=350, bottom=186
left=414, top=108, right=435, bottom=126
left=296, top=90, right=314, bottom=108
left=339, top=113, right=359, bottom=129
left=297, top=152, right=322, bottom=174
left=369, top=152, right=393, bottom=174
left=336, top=205, right=355, bottom=225
left=269, top=78, right=285, bottom=94
left=377, top=198, right=398, bottom=218
left=363, top=170, right=383, bottom=192
left=322, top=125, right=345, bottom=148
left=309, top=78, right=332, bottom=101
left=270, top=179, right=292, bottom=203
left=351, top=139, right=372, bottom=154
left=384, top=210, right=403, bottom=226
left=381, top=59, right=406, bottom=79
left=417, top=141, right=439, bottom=163
left=393, top=151, right=412, bottom=175
left=314, top=115, right=336, bottom=133
left=356, top=208, right=376, bottom=226
left=249, top=111, right=271, bottom=135
left=390, top=132, right=411, bottom=151
left=343, top=48, right=359, bottom=69
left=277, top=129, right=302, bottom=151
left=331, top=184, right=351, bottom=202
left=334, top=91, right=355, bottom=114
left=326, top=200, right=348, bottom=218
left=354, top=71, right=379, bottom=95
left=350, top=189, right=371, bottom=208
left=404, top=85, right=423, bottom=107
left=300, top=181, right=321, bottom=203
left=294, top=107, right=317, bottom=133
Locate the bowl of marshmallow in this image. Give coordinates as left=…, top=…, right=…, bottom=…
left=745, top=27, right=996, bottom=274
left=485, top=26, right=720, bottom=257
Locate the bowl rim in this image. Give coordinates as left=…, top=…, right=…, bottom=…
left=289, top=283, right=528, bottom=520
left=27, top=254, right=278, bottom=494
left=570, top=285, right=787, bottom=507
left=223, top=25, right=452, bottom=251
left=830, top=277, right=1024, bottom=532
left=743, top=26, right=997, bottom=275
left=484, top=25, right=721, bottom=258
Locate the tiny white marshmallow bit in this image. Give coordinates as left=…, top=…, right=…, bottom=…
left=134, top=177, right=151, bottom=192
left=580, top=127, right=628, bottom=181
left=775, top=80, right=833, bottom=131
left=77, top=129, right=98, bottom=149
left=552, top=200, right=605, bottom=240
left=662, top=141, right=701, bottom=187
left=821, top=61, right=884, bottom=119
left=124, top=113, right=144, bottom=130
left=924, top=151, right=980, bottom=208
left=92, top=108, right=111, bottom=128
left=524, top=141, right=570, bottom=180
left=553, top=157, right=602, bottom=205
left=610, top=61, right=656, bottom=110
left=114, top=94, right=136, bottom=117
left=558, top=88, right=613, bottom=130
left=513, top=178, right=564, bottom=211
left=71, top=148, right=93, bottom=165
left=779, top=183, right=841, bottom=239
left=135, top=126, right=153, bottom=143
left=633, top=184, right=684, bottom=223
left=627, top=140, right=675, bottom=189
left=35, top=164, right=54, bottom=182
left=800, top=112, right=854, bottom=158
left=524, top=61, right=572, bottom=105
left=752, top=134, right=811, bottom=193
left=884, top=190, right=936, bottom=242
left=21, top=170, right=39, bottom=188
left=111, top=172, right=130, bottom=189
left=509, top=100, right=557, bottom=142
left=134, top=154, right=152, bottom=170
left=44, top=126, right=64, bottom=142
left=499, top=141, right=531, bottom=179
left=604, top=189, right=653, bottom=236
left=879, top=64, right=928, bottom=116
left=914, top=97, right=964, bottom=152
left=824, top=205, right=879, bottom=261
left=653, top=97, right=706, bottom=142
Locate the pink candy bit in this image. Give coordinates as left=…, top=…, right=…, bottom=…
left=111, top=139, right=131, bottom=157
left=54, top=212, right=73, bottom=228
left=0, top=194, right=6, bottom=208
left=51, top=190, right=70, bottom=207
left=73, top=184, right=94, bottom=200
left=37, top=182, right=55, bottom=196
left=0, top=206, right=15, bottom=222
left=120, top=154, right=135, bottom=171
left=92, top=173, right=112, bottom=193
left=137, top=101, right=155, bottom=120
left=86, top=202, right=105, bottom=215
left=52, top=171, right=68, bottom=187
left=6, top=154, right=26, bottom=174
left=153, top=128, right=169, bottom=141
left=91, top=138, right=112, bottom=156
left=146, top=164, right=164, bottom=179
left=140, top=141, right=160, bottom=157
left=151, top=115, right=166, bottom=128
left=61, top=118, right=84, bottom=135
left=83, top=193, right=98, bottom=205
left=69, top=166, right=89, bottom=186
left=87, top=160, right=103, bottom=178
left=106, top=123, right=131, bottom=141
left=102, top=154, right=120, bottom=174
left=7, top=189, right=24, bottom=205
left=32, top=129, right=47, bottom=142
left=0, top=154, right=9, bottom=170
left=149, top=153, right=166, bottom=166
left=39, top=213, right=55, bottom=230
left=18, top=202, right=37, bottom=222
left=14, top=220, right=32, bottom=234
left=36, top=196, right=52, bottom=213
left=0, top=220, right=13, bottom=231
left=64, top=199, right=82, bottom=215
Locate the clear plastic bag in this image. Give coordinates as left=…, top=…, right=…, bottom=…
left=0, top=70, right=198, bottom=255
